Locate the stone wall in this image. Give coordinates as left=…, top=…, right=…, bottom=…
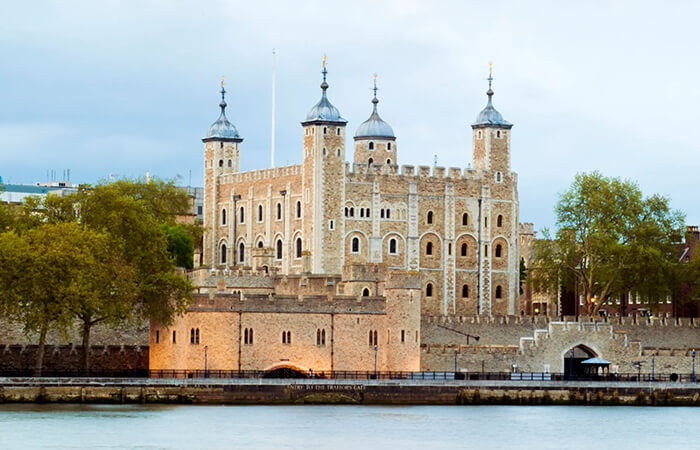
left=0, top=344, right=148, bottom=372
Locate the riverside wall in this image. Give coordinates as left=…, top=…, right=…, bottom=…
left=1, top=379, right=700, bottom=406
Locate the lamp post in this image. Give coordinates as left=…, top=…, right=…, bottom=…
left=569, top=347, right=574, bottom=381
left=133, top=345, right=138, bottom=378
left=454, top=349, right=458, bottom=373
left=652, top=353, right=655, bottom=382
left=373, top=345, right=378, bottom=379
left=693, top=349, right=696, bottom=382
left=204, top=345, right=209, bottom=378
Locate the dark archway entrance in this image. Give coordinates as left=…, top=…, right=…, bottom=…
left=564, top=345, right=596, bottom=379
left=263, top=367, right=308, bottom=379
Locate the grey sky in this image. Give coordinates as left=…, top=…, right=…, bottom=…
left=1, top=1, right=698, bottom=232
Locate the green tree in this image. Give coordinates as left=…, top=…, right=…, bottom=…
left=161, top=224, right=194, bottom=269
left=0, top=225, right=83, bottom=374
left=531, top=172, right=683, bottom=314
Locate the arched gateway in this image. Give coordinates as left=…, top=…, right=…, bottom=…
left=262, top=363, right=309, bottom=379
left=563, top=344, right=597, bottom=379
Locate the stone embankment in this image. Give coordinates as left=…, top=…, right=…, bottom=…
left=1, top=378, right=700, bottom=406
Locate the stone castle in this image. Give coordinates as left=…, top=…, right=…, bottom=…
left=149, top=61, right=521, bottom=374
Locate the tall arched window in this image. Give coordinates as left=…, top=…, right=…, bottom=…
left=362, top=288, right=370, bottom=297
left=497, top=215, right=503, bottom=227
left=369, top=142, right=374, bottom=150
left=276, top=203, right=282, bottom=220
left=461, top=243, right=467, bottom=257
left=426, top=283, right=433, bottom=297
left=221, top=209, right=227, bottom=225
left=389, top=238, right=397, bottom=254
left=387, top=142, right=392, bottom=150
left=495, top=244, right=503, bottom=258
left=496, top=285, right=502, bottom=299
left=368, top=158, right=373, bottom=167
left=258, top=205, right=263, bottom=222
left=427, top=211, right=433, bottom=224
left=276, top=239, right=283, bottom=260
left=238, top=242, right=245, bottom=263
left=296, top=201, right=301, bottom=218
left=352, top=237, right=360, bottom=253
left=295, top=238, right=302, bottom=258
left=462, top=213, right=468, bottom=226
left=220, top=244, right=227, bottom=264
left=462, top=284, right=469, bottom=298
left=426, top=241, right=433, bottom=255
left=239, top=206, right=245, bottom=223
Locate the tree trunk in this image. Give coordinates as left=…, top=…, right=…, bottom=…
left=34, top=324, right=48, bottom=377
left=80, top=320, right=92, bottom=374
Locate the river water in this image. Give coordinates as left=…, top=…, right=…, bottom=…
left=0, top=404, right=696, bottom=449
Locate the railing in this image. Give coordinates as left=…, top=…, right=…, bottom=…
left=0, top=368, right=698, bottom=383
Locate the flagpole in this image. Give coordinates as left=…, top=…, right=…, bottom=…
left=271, top=48, right=276, bottom=168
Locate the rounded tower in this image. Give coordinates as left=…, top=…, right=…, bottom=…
left=471, top=62, right=512, bottom=175
left=202, top=77, right=243, bottom=267
left=300, top=57, right=347, bottom=274
left=354, top=74, right=396, bottom=167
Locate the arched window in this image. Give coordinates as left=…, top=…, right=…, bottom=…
left=369, top=142, right=374, bottom=150
left=195, top=328, right=200, bottom=344
left=462, top=284, right=469, bottom=298
left=360, top=209, right=364, bottom=218
left=227, top=159, right=232, bottom=168
left=386, top=209, right=391, bottom=219
left=249, top=329, right=253, bottom=344
left=239, top=206, right=245, bottom=223
left=296, top=201, right=301, bottom=218
left=462, top=213, right=468, bottom=226
left=426, top=283, right=433, bottom=297
left=497, top=215, right=503, bottom=227
left=190, top=328, right=195, bottom=344
left=461, top=243, right=467, bottom=257
left=336, top=148, right=341, bottom=156
left=257, top=240, right=263, bottom=248
left=495, top=244, right=502, bottom=258
left=387, top=142, right=392, bottom=150
left=350, top=207, right=354, bottom=217
left=172, top=330, right=176, bottom=343
left=362, top=288, right=370, bottom=297
left=386, top=159, right=391, bottom=165
left=323, top=127, right=327, bottom=135
left=374, top=330, right=378, bottom=346
left=258, top=205, right=263, bottom=222
left=352, top=237, right=360, bottom=253
left=345, top=207, right=349, bottom=217
left=220, top=244, right=227, bottom=264
left=368, top=158, right=373, bottom=167
left=426, top=241, right=433, bottom=255
left=427, top=211, right=433, bottom=224
left=496, top=285, right=502, bottom=299
left=389, top=238, right=397, bottom=254
left=295, top=238, right=302, bottom=258
left=238, top=242, right=245, bottom=263
left=282, top=331, right=286, bottom=344
left=244, top=328, right=248, bottom=344
left=368, top=330, right=373, bottom=346
left=287, top=331, right=292, bottom=344
left=221, top=209, right=227, bottom=225
left=322, top=147, right=327, bottom=156
left=276, top=203, right=282, bottom=220
left=484, top=245, right=488, bottom=257
left=218, top=160, right=224, bottom=167
left=322, top=329, right=325, bottom=345
left=276, top=239, right=283, bottom=260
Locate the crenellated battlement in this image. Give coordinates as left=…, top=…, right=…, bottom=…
left=189, top=292, right=387, bottom=315
left=345, top=162, right=484, bottom=183
left=219, top=164, right=302, bottom=185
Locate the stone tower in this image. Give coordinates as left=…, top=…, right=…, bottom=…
left=202, top=78, right=243, bottom=267
left=353, top=75, right=397, bottom=167
left=301, top=60, right=347, bottom=274
left=471, top=64, right=515, bottom=316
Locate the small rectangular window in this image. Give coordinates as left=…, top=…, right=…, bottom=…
left=329, top=220, right=335, bottom=230
left=172, top=330, right=176, bottom=344
left=155, top=330, right=159, bottom=344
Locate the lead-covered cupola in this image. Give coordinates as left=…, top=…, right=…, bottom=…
left=472, top=62, right=512, bottom=129
left=302, top=58, right=347, bottom=125
left=353, top=74, right=397, bottom=167
left=204, top=79, right=243, bottom=142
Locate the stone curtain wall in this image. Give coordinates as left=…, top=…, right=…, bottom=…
left=421, top=315, right=700, bottom=375
left=0, top=318, right=149, bottom=347
left=0, top=345, right=148, bottom=372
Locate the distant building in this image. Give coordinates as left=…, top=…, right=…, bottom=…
left=0, top=181, right=77, bottom=204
